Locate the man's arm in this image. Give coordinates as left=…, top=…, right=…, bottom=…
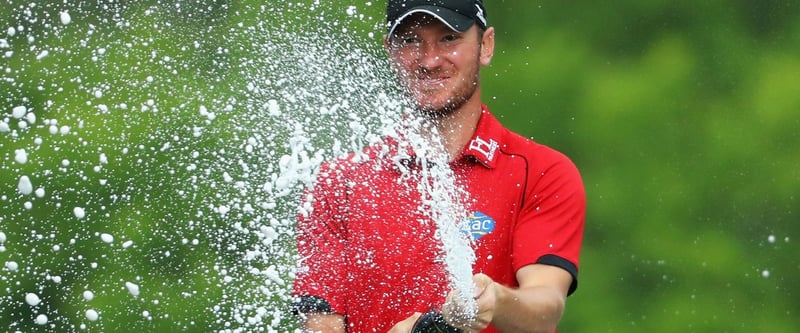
left=302, top=313, right=346, bottom=333
left=489, top=264, right=572, bottom=333
left=445, top=264, right=572, bottom=333
left=294, top=162, right=352, bottom=332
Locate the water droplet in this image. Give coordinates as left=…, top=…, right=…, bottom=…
left=86, top=309, right=99, bottom=321
left=74, top=207, right=86, bottom=219
left=60, top=11, right=72, bottom=25
left=26, top=293, right=42, bottom=306
left=35, top=314, right=48, bottom=325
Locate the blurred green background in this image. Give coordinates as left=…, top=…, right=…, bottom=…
left=483, top=2, right=799, bottom=332
left=2, top=0, right=798, bottom=332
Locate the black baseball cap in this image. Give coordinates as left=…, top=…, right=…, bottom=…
left=386, top=0, right=488, bottom=37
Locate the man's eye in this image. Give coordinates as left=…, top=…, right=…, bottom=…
left=391, top=35, right=418, bottom=47
left=442, top=34, right=458, bottom=42
left=401, top=37, right=419, bottom=45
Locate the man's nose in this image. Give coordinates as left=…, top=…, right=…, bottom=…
left=416, top=42, right=443, bottom=70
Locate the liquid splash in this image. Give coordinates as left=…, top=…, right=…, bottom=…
left=1, top=1, right=475, bottom=332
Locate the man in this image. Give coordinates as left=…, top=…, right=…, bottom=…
left=292, top=1, right=585, bottom=332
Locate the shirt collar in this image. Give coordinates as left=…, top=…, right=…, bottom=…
left=459, top=104, right=505, bottom=169
left=384, top=104, right=506, bottom=170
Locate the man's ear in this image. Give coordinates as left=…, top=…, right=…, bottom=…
left=480, top=27, right=495, bottom=66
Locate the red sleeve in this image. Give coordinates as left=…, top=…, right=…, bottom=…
left=512, top=149, right=585, bottom=295
left=292, top=163, right=350, bottom=314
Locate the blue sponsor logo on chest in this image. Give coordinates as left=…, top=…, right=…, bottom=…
left=467, top=211, right=495, bottom=240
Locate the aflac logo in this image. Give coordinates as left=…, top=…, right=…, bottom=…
left=466, top=211, right=495, bottom=241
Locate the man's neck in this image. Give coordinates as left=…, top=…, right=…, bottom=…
left=434, top=98, right=483, bottom=161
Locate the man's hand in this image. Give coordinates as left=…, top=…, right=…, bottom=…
left=301, top=313, right=346, bottom=333
left=442, top=264, right=573, bottom=333
left=388, top=312, right=423, bottom=333
left=442, top=273, right=497, bottom=332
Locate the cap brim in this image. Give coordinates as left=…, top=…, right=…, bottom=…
left=387, top=5, right=474, bottom=37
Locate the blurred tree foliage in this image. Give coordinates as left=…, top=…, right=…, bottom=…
left=1, top=0, right=798, bottom=332
left=481, top=1, right=799, bottom=332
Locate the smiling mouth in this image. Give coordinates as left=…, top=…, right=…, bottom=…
left=415, top=76, right=448, bottom=88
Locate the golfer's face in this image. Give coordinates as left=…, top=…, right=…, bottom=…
left=387, top=15, right=484, bottom=116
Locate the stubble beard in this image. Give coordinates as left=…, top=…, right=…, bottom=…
left=401, top=61, right=481, bottom=120
left=416, top=77, right=478, bottom=119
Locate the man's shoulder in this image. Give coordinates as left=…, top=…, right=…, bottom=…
left=471, top=108, right=577, bottom=170
left=498, top=127, right=580, bottom=173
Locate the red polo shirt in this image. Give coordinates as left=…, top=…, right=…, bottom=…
left=293, top=106, right=585, bottom=333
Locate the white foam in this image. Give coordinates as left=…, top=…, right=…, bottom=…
left=26, top=292, right=41, bottom=306
left=35, top=314, right=48, bottom=325
left=36, top=50, right=49, bottom=60
left=18, top=176, right=33, bottom=195
left=403, top=118, right=477, bottom=316
left=85, top=309, right=99, bottom=321
left=15, top=149, right=28, bottom=164
left=100, top=233, right=114, bottom=243
left=73, top=207, right=86, bottom=219
left=125, top=282, right=140, bottom=297
left=12, top=105, right=27, bottom=118
left=60, top=11, right=72, bottom=25
left=5, top=261, right=18, bottom=271
left=0, top=3, right=447, bottom=331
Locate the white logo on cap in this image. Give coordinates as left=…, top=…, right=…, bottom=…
left=475, top=4, right=487, bottom=26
